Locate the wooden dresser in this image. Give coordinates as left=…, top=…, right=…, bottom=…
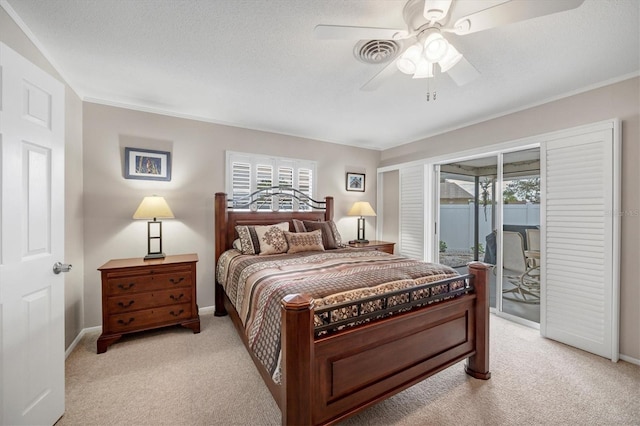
left=97, top=253, right=200, bottom=353
left=348, top=240, right=395, bottom=254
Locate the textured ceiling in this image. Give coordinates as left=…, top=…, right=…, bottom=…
left=3, top=0, right=639, bottom=150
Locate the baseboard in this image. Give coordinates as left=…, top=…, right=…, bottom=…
left=199, top=305, right=216, bottom=315
left=619, top=354, right=640, bottom=366
left=64, top=305, right=216, bottom=359
left=65, top=325, right=101, bottom=359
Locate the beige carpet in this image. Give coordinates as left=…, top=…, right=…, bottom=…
left=58, top=313, right=639, bottom=426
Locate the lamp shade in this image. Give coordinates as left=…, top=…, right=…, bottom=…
left=347, top=201, right=376, bottom=217
left=133, top=196, right=175, bottom=220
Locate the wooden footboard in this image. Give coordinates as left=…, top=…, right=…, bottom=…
left=281, top=262, right=490, bottom=426
left=213, top=192, right=490, bottom=425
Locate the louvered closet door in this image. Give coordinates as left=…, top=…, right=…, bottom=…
left=541, top=124, right=619, bottom=361
left=399, top=165, right=425, bottom=260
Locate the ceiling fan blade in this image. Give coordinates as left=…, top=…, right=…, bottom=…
left=314, top=25, right=408, bottom=40
left=446, top=57, right=480, bottom=86
left=360, top=58, right=400, bottom=91
left=423, top=0, right=453, bottom=22
left=450, top=0, right=585, bottom=35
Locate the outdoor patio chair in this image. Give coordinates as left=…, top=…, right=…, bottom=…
left=525, top=228, right=541, bottom=268
left=502, top=231, right=540, bottom=304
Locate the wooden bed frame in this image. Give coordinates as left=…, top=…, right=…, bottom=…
left=214, top=192, right=490, bottom=425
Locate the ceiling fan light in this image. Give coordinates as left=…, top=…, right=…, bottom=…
left=396, top=42, right=423, bottom=74
left=423, top=32, right=449, bottom=62
left=403, top=43, right=424, bottom=62
left=439, top=44, right=463, bottom=72
left=397, top=58, right=416, bottom=74
left=412, top=59, right=434, bottom=79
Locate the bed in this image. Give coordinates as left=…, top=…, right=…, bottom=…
left=214, top=190, right=490, bottom=425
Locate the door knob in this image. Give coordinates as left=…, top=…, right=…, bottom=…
left=53, top=262, right=72, bottom=274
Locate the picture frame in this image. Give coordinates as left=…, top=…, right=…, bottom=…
left=124, top=147, right=171, bottom=181
left=346, top=172, right=365, bottom=192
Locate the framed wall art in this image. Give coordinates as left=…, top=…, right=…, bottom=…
left=346, top=172, right=365, bottom=192
left=124, top=147, right=171, bottom=181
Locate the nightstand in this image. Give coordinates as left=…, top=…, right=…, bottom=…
left=97, top=253, right=200, bottom=353
left=348, top=240, right=395, bottom=254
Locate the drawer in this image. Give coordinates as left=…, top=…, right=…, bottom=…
left=107, top=288, right=192, bottom=313
left=105, top=270, right=192, bottom=295
left=107, top=303, right=193, bottom=333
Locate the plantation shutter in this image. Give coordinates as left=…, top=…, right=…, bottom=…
left=399, top=165, right=425, bottom=260
left=541, top=123, right=619, bottom=360
left=278, top=165, right=294, bottom=210
left=226, top=151, right=317, bottom=210
left=297, top=168, right=312, bottom=210
left=255, top=163, right=273, bottom=210
left=231, top=161, right=251, bottom=202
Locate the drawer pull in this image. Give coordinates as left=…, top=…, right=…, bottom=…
left=169, top=277, right=185, bottom=285
left=118, top=283, right=135, bottom=290
left=169, top=294, right=184, bottom=301
left=117, top=300, right=135, bottom=308
left=169, top=309, right=184, bottom=317
left=117, top=317, right=135, bottom=326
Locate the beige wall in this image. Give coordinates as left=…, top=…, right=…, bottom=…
left=1, top=7, right=85, bottom=350
left=82, top=103, right=381, bottom=327
left=380, top=77, right=640, bottom=360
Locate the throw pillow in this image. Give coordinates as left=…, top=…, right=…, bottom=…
left=235, top=222, right=290, bottom=255
left=285, top=230, right=325, bottom=254
left=302, top=220, right=343, bottom=249
left=292, top=219, right=307, bottom=233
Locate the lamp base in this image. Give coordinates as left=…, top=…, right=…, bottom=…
left=349, top=239, right=369, bottom=244
left=144, top=253, right=166, bottom=260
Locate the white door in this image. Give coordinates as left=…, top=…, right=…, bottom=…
left=540, top=121, right=620, bottom=361
left=0, top=43, right=66, bottom=424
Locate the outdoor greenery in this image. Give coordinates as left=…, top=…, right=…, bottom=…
left=471, top=243, right=485, bottom=255
left=504, top=178, right=540, bottom=203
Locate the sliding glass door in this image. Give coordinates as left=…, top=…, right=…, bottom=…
left=500, top=149, right=541, bottom=323
left=437, top=155, right=498, bottom=307
left=436, top=148, right=540, bottom=323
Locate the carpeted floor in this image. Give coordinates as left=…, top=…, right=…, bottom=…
left=58, top=313, right=639, bottom=425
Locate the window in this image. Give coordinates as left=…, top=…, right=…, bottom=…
left=226, top=151, right=317, bottom=210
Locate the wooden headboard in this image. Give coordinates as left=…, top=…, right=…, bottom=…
left=214, top=192, right=334, bottom=262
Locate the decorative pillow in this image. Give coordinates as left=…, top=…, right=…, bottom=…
left=285, top=230, right=325, bottom=254
left=232, top=238, right=242, bottom=251
left=235, top=222, right=290, bottom=255
left=302, top=220, right=343, bottom=249
left=292, top=219, right=307, bottom=233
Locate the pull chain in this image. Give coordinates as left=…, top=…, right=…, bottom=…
left=426, top=75, right=437, bottom=101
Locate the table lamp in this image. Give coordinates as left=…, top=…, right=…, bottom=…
left=133, top=195, right=174, bottom=259
left=347, top=201, right=376, bottom=243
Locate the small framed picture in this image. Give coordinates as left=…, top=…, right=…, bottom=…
left=124, top=147, right=171, bottom=181
left=346, top=172, right=365, bottom=192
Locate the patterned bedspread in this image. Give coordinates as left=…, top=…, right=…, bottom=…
left=216, top=248, right=461, bottom=383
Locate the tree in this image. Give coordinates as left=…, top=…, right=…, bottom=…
left=503, top=178, right=540, bottom=203
left=479, top=178, right=493, bottom=220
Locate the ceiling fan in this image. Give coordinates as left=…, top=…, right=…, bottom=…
left=315, top=0, right=585, bottom=91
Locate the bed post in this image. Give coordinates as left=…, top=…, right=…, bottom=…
left=281, top=294, right=314, bottom=426
left=214, top=192, right=228, bottom=317
left=465, top=262, right=491, bottom=379
left=324, top=196, right=334, bottom=221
